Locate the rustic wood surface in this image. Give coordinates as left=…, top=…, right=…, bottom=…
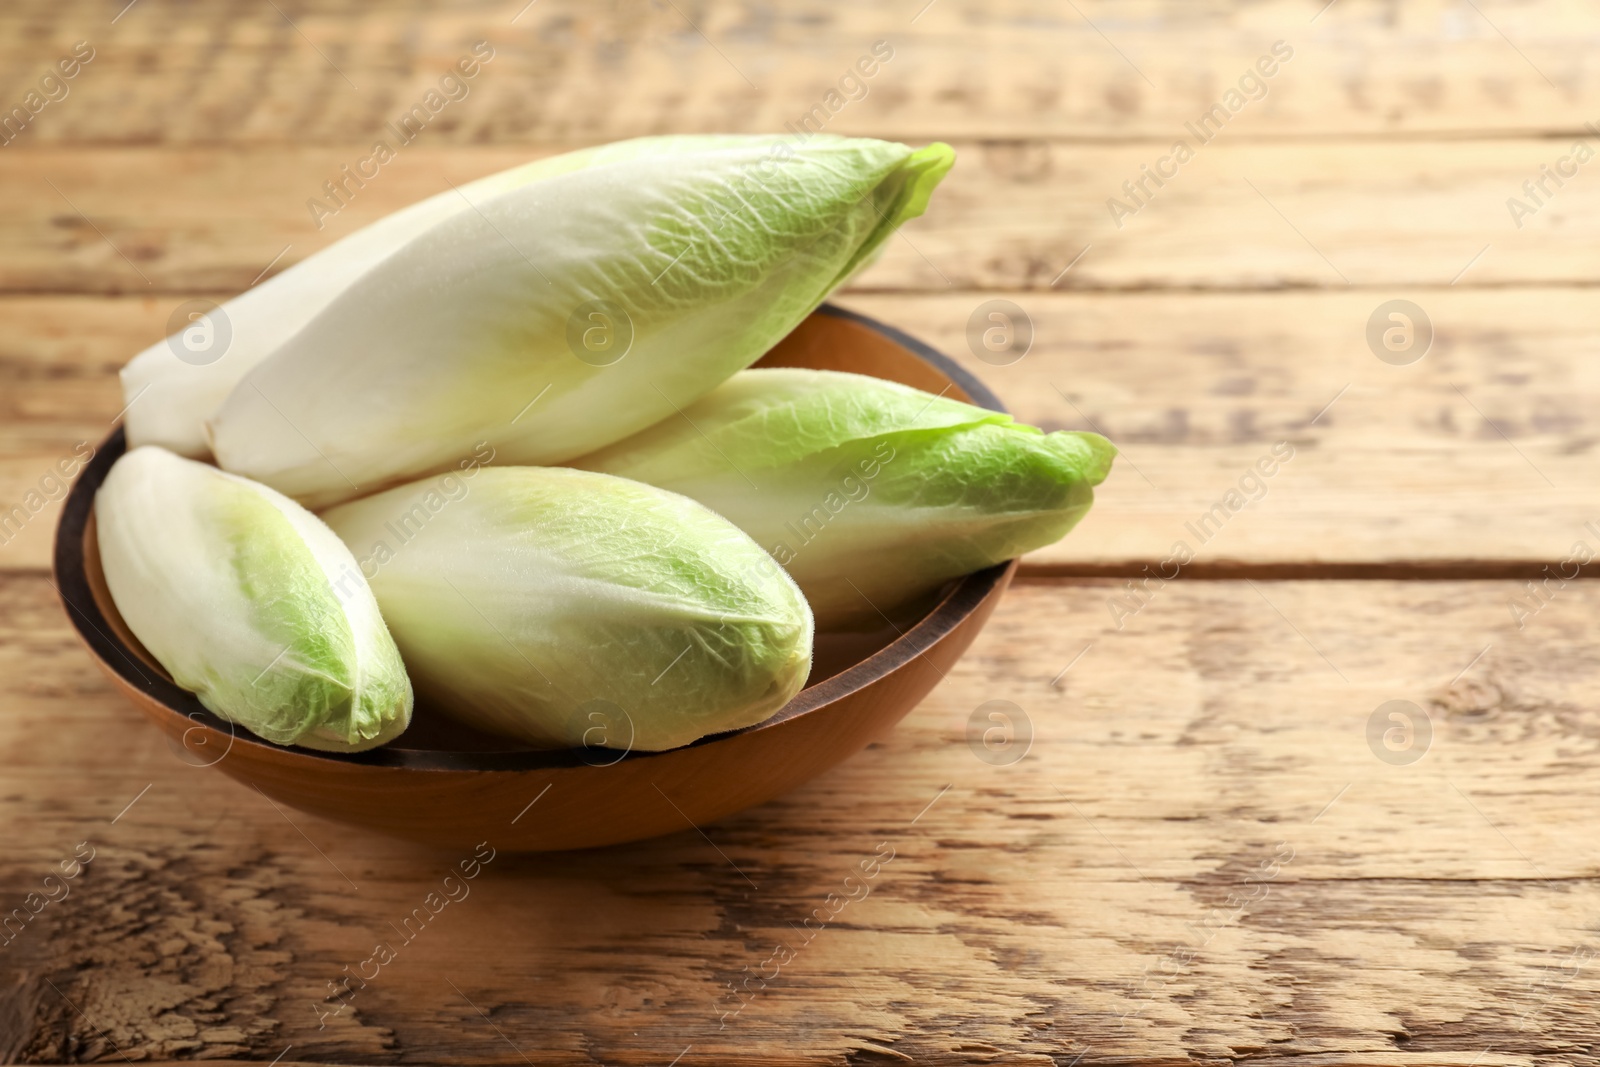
left=5, top=577, right=1599, bottom=1064
left=7, top=141, right=1600, bottom=294
left=2, top=0, right=1598, bottom=1064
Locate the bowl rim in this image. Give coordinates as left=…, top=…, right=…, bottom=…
left=52, top=302, right=1013, bottom=772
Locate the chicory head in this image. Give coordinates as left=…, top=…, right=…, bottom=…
left=94, top=446, right=412, bottom=750
left=209, top=135, right=955, bottom=507
left=575, top=368, right=1116, bottom=626
left=321, top=465, right=814, bottom=751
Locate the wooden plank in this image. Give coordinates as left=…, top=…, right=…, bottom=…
left=0, top=0, right=1596, bottom=144
left=839, top=288, right=1600, bottom=572
left=0, top=137, right=1593, bottom=295
left=3, top=289, right=1596, bottom=575
left=0, top=295, right=153, bottom=571
left=4, top=574, right=1598, bottom=1063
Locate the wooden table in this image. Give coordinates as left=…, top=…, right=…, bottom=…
left=3, top=1, right=1599, bottom=1063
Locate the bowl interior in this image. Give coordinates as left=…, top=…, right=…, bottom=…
left=58, top=304, right=1006, bottom=766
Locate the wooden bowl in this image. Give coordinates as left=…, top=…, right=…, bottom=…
left=53, top=304, right=1015, bottom=851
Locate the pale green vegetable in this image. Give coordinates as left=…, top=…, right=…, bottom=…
left=575, top=368, right=1116, bottom=626
left=321, top=466, right=813, bottom=751
left=208, top=134, right=955, bottom=508
left=120, top=151, right=608, bottom=459
left=94, top=446, right=412, bottom=751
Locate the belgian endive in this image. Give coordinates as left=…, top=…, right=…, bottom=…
left=120, top=151, right=608, bottom=459
left=94, top=446, right=412, bottom=751
left=321, top=466, right=813, bottom=751
left=207, top=135, right=956, bottom=508
left=575, top=368, right=1117, bottom=626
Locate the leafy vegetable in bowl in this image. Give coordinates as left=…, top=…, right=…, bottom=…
left=94, top=446, right=412, bottom=752
left=575, top=368, right=1115, bottom=625
left=118, top=150, right=608, bottom=460
left=200, top=134, right=955, bottom=508
left=321, top=466, right=813, bottom=752
left=83, top=135, right=1117, bottom=764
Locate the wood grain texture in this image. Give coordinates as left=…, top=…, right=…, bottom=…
left=0, top=0, right=1596, bottom=144
left=840, top=288, right=1600, bottom=571
left=3, top=0, right=1598, bottom=1062
left=2, top=138, right=1597, bottom=295
left=2, top=289, right=1595, bottom=574
left=3, top=574, right=1598, bottom=1064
